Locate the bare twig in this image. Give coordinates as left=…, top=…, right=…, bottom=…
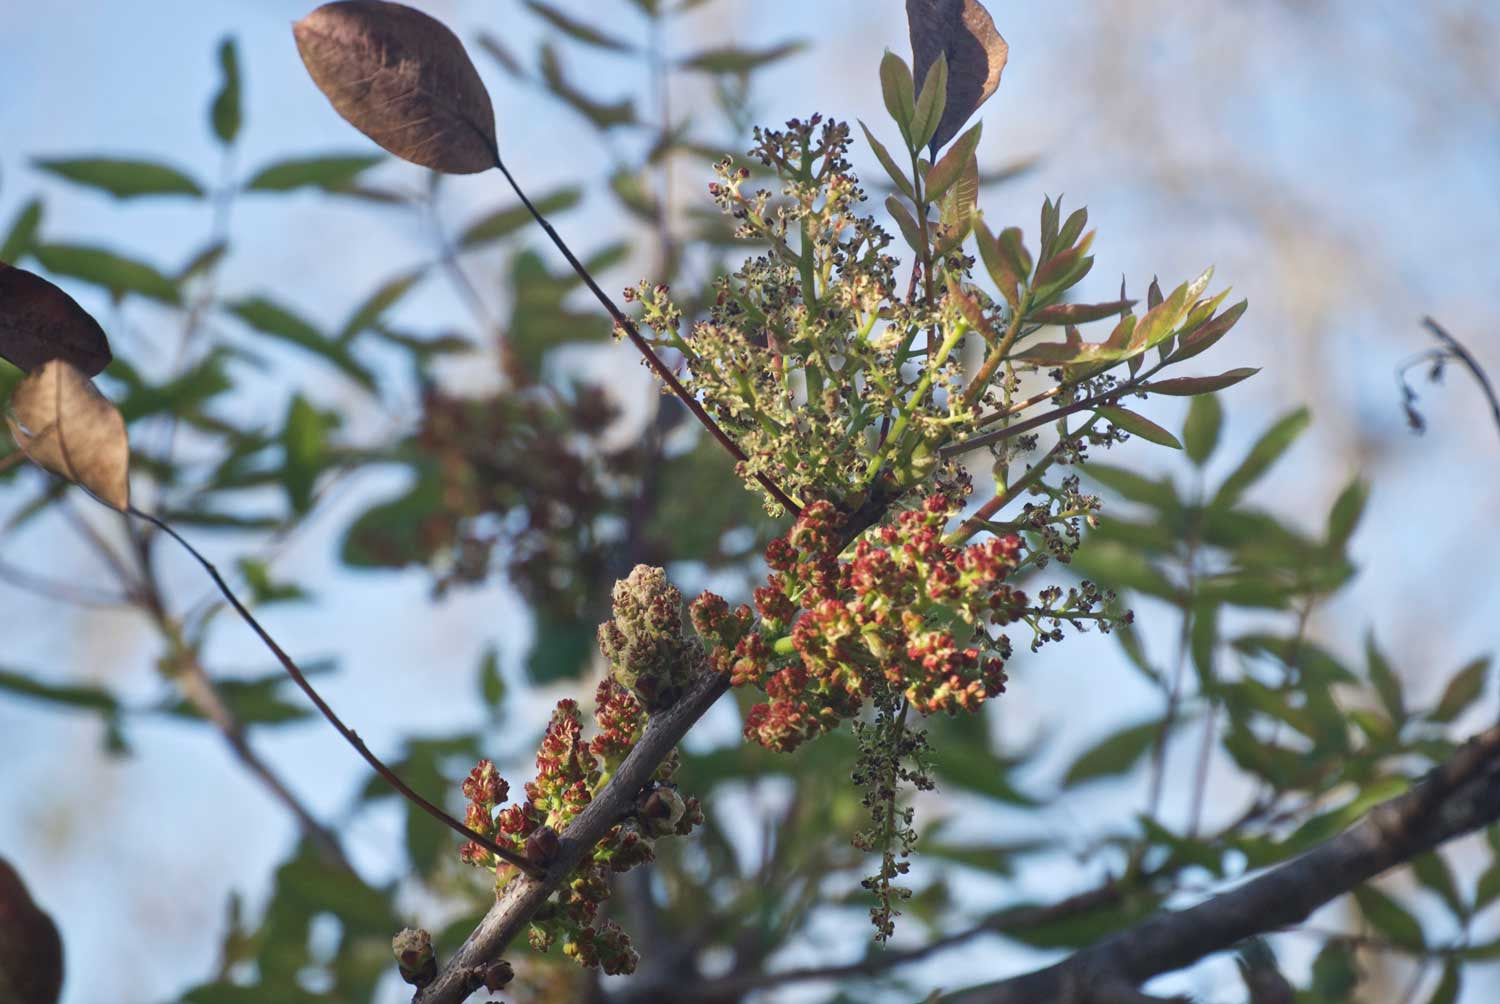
left=127, top=506, right=543, bottom=878
left=936, top=725, right=1500, bottom=1003
left=1397, top=318, right=1500, bottom=440
left=490, top=155, right=802, bottom=516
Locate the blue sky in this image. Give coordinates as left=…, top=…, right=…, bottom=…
left=2, top=2, right=1498, bottom=1001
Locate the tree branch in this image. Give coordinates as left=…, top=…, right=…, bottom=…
left=413, top=669, right=732, bottom=1004
left=937, top=725, right=1500, bottom=1004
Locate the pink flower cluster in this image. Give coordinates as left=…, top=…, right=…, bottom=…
left=458, top=679, right=702, bottom=975
left=726, top=495, right=1024, bottom=752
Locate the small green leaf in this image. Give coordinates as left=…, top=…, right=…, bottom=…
left=281, top=394, right=332, bottom=514
left=538, top=44, right=636, bottom=129
left=879, top=50, right=917, bottom=145
left=886, top=196, right=925, bottom=253
left=860, top=121, right=916, bottom=201
left=34, top=243, right=180, bottom=304
left=1430, top=657, right=1490, bottom=723
left=997, top=225, right=1032, bottom=280
left=210, top=36, right=243, bottom=145
left=1082, top=463, right=1178, bottom=509
left=235, top=558, right=307, bottom=606
left=1352, top=885, right=1425, bottom=949
left=243, top=154, right=384, bottom=192
left=341, top=471, right=444, bottom=569
left=974, top=219, right=1019, bottom=307
left=1212, top=408, right=1311, bottom=509
left=33, top=157, right=203, bottom=199
left=457, top=187, right=581, bottom=249
left=0, top=198, right=43, bottom=263
left=1140, top=367, right=1259, bottom=396
left=1098, top=406, right=1182, bottom=449
left=1063, top=719, right=1161, bottom=786
left=1183, top=393, right=1223, bottom=466
left=1412, top=851, right=1466, bottom=919
left=910, top=53, right=949, bottom=153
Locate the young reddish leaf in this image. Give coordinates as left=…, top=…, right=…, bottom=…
left=879, top=50, right=918, bottom=145
left=294, top=1, right=499, bottom=174
left=860, top=121, right=916, bottom=201
left=926, top=121, right=982, bottom=202
left=1168, top=298, right=1248, bottom=364
left=974, top=219, right=1019, bottom=308
left=0, top=263, right=112, bottom=376
left=7, top=359, right=130, bottom=510
left=906, top=0, right=1008, bottom=154
left=1139, top=367, right=1259, bottom=396
left=0, top=859, right=63, bottom=1004
left=210, top=36, right=243, bottom=146
left=886, top=196, right=925, bottom=253
left=1056, top=206, right=1088, bottom=251
left=32, top=157, right=203, bottom=200
left=996, top=225, right=1032, bottom=279
left=1099, top=405, right=1182, bottom=448
left=1029, top=299, right=1135, bottom=325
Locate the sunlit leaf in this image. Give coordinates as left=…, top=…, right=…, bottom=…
left=7, top=359, right=129, bottom=509
left=1098, top=406, right=1182, bottom=449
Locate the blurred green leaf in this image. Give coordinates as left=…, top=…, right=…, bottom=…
left=1352, top=885, right=1425, bottom=949
left=210, top=36, right=242, bottom=145
left=538, top=44, right=636, bottom=129
left=341, top=469, right=444, bottom=568
left=524, top=0, right=633, bottom=51
left=1426, top=960, right=1461, bottom=1004
left=33, top=157, right=203, bottom=199
left=236, top=558, right=308, bottom=606
left=1412, top=851, right=1466, bottom=919
left=1082, top=463, right=1179, bottom=510
left=244, top=154, right=384, bottom=192
left=0, top=198, right=43, bottom=263
left=1430, top=657, right=1490, bottom=723
left=1183, top=390, right=1222, bottom=467
left=0, top=665, right=117, bottom=712
left=478, top=645, right=505, bottom=710
left=281, top=394, right=334, bottom=514
left=1063, top=718, right=1160, bottom=786
left=226, top=296, right=375, bottom=389
left=1364, top=631, right=1405, bottom=726
left=34, top=242, right=180, bottom=304
left=338, top=267, right=425, bottom=341
left=1212, top=408, right=1310, bottom=509
left=861, top=121, right=915, bottom=202
left=1308, top=940, right=1358, bottom=1001
left=680, top=41, right=806, bottom=75
left=526, top=616, right=593, bottom=683
left=1325, top=478, right=1369, bottom=550
left=457, top=187, right=581, bottom=249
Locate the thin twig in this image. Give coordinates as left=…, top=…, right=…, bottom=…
left=127, top=505, right=543, bottom=878
left=489, top=154, right=801, bottom=516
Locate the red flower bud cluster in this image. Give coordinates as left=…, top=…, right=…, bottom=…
left=458, top=679, right=701, bottom=975
left=728, top=495, right=1024, bottom=752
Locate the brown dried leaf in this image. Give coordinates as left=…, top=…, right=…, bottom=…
left=7, top=360, right=130, bottom=510
left=294, top=1, right=498, bottom=174
left=906, top=0, right=1008, bottom=153
left=0, top=858, right=63, bottom=1004
left=0, top=263, right=112, bottom=376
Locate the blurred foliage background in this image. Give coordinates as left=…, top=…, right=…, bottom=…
left=0, top=1, right=1497, bottom=1002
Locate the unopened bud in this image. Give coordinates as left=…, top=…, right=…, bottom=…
left=526, top=824, right=560, bottom=865
left=392, top=927, right=436, bottom=988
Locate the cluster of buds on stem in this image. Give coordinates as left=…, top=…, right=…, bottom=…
left=457, top=679, right=703, bottom=975
left=717, top=494, right=1024, bottom=752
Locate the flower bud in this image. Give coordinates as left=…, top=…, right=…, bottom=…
left=526, top=824, right=561, bottom=865
left=392, top=927, right=436, bottom=988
